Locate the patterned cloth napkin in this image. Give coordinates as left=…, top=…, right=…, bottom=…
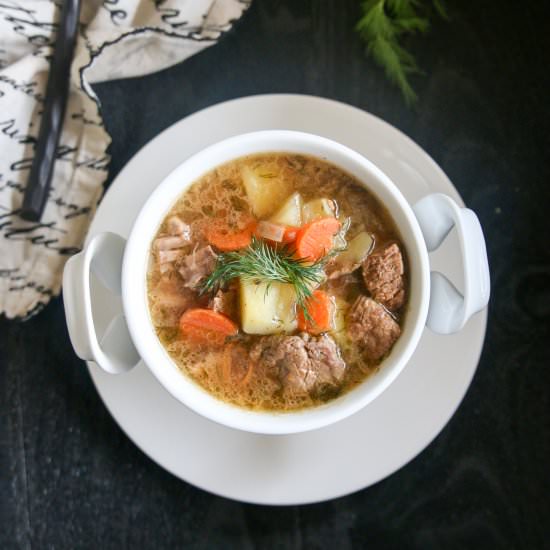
left=0, top=0, right=250, bottom=319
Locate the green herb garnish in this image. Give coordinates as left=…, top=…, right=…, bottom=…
left=200, top=237, right=329, bottom=320
left=356, top=0, right=448, bottom=103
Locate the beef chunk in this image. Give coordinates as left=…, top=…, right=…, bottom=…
left=149, top=276, right=195, bottom=327
left=155, top=228, right=191, bottom=272
left=154, top=235, right=189, bottom=251
left=209, top=285, right=238, bottom=320
left=157, top=249, right=181, bottom=263
left=250, top=335, right=313, bottom=394
left=166, top=216, right=191, bottom=238
left=347, top=296, right=401, bottom=361
left=178, top=245, right=217, bottom=289
left=362, top=243, right=405, bottom=311
left=249, top=333, right=346, bottom=396
left=301, top=333, right=346, bottom=388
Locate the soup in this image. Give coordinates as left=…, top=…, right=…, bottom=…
left=147, top=153, right=408, bottom=411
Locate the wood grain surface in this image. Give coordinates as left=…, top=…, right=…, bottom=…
left=1, top=1, right=549, bottom=548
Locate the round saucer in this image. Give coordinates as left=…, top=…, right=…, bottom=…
left=85, top=94, right=487, bottom=505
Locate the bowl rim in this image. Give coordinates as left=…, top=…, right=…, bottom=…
left=121, top=130, right=430, bottom=434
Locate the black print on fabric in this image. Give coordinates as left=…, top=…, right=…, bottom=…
left=0, top=118, right=37, bottom=144
left=101, top=0, right=128, bottom=26
left=154, top=0, right=190, bottom=29
left=0, top=0, right=57, bottom=49
left=0, top=209, right=80, bottom=255
left=71, top=111, right=103, bottom=127
left=0, top=75, right=45, bottom=102
left=10, top=144, right=77, bottom=172
left=0, top=0, right=252, bottom=319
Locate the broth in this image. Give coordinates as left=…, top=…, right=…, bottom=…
left=147, top=153, right=408, bottom=411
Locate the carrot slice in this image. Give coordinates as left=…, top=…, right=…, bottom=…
left=180, top=323, right=224, bottom=346
left=295, top=217, right=341, bottom=261
left=206, top=221, right=256, bottom=251
left=282, top=226, right=299, bottom=244
left=297, top=290, right=333, bottom=334
left=180, top=308, right=238, bottom=345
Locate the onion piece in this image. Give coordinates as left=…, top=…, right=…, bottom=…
left=256, top=220, right=286, bottom=242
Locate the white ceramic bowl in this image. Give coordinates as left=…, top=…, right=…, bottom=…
left=63, top=130, right=490, bottom=434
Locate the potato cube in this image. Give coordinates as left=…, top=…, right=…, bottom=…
left=240, top=279, right=297, bottom=334
left=241, top=166, right=292, bottom=218
left=270, top=192, right=303, bottom=226
left=334, top=231, right=373, bottom=266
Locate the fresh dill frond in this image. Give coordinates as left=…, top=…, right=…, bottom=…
left=199, top=237, right=329, bottom=320
left=356, top=0, right=447, bottom=104
left=432, top=0, right=449, bottom=20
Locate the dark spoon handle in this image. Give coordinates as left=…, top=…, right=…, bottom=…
left=20, top=0, right=82, bottom=222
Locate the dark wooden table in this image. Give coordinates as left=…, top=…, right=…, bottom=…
left=2, top=1, right=549, bottom=548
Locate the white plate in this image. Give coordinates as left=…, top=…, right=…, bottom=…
left=86, top=94, right=487, bottom=505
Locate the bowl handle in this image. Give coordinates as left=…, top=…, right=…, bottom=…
left=412, top=193, right=490, bottom=334
left=62, top=232, right=140, bottom=374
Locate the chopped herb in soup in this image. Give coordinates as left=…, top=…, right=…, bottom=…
left=147, top=153, right=408, bottom=411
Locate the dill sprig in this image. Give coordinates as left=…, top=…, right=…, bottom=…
left=200, top=237, right=328, bottom=319
left=356, top=0, right=448, bottom=104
